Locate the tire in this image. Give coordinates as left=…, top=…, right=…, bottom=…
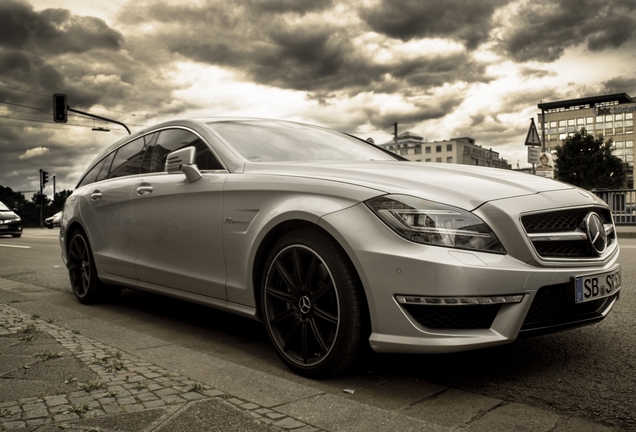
left=261, top=228, right=366, bottom=378
left=12, top=234, right=21, bottom=238
left=67, top=230, right=118, bottom=304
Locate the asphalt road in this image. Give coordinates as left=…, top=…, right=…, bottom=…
left=1, top=228, right=635, bottom=429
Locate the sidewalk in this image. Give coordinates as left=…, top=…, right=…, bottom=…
left=616, top=225, right=636, bottom=238
left=0, top=278, right=624, bottom=431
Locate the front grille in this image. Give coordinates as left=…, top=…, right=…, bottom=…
left=521, top=207, right=615, bottom=259
left=521, top=283, right=616, bottom=331
left=402, top=304, right=501, bottom=330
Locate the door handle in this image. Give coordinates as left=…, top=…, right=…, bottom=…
left=90, top=191, right=102, bottom=201
left=136, top=185, right=153, bottom=195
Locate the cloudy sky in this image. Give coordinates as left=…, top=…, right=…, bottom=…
left=2, top=0, right=636, bottom=194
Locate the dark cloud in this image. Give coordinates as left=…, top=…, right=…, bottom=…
left=498, top=0, right=636, bottom=62
left=359, top=94, right=465, bottom=134
left=601, top=76, right=636, bottom=96
left=359, top=0, right=511, bottom=49
left=118, top=0, right=493, bottom=98
left=245, top=0, right=333, bottom=14
left=0, top=0, right=122, bottom=54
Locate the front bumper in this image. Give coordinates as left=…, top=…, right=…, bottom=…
left=0, top=221, right=22, bottom=236
left=318, top=197, right=620, bottom=354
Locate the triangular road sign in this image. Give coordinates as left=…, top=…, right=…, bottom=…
left=525, top=118, right=541, bottom=146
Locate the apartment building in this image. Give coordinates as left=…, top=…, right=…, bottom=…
left=380, top=132, right=511, bottom=169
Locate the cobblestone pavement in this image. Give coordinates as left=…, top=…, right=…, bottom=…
left=0, top=303, right=323, bottom=431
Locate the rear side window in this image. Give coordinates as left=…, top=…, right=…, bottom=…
left=142, top=129, right=223, bottom=173
left=108, top=138, right=146, bottom=179
left=95, top=152, right=115, bottom=182
left=77, top=158, right=107, bottom=188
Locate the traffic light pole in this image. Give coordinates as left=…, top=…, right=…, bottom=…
left=53, top=94, right=131, bottom=135
left=39, top=169, right=43, bottom=229
left=67, top=107, right=131, bottom=135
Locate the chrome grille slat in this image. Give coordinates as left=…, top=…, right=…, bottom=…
left=521, top=207, right=616, bottom=259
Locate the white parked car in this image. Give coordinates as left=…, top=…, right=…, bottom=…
left=45, top=211, right=63, bottom=229
left=60, top=118, right=622, bottom=377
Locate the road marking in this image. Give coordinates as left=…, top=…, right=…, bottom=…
left=0, top=244, right=31, bottom=249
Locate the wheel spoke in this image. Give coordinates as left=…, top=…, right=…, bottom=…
left=301, top=321, right=309, bottom=363
left=314, top=306, right=338, bottom=325
left=312, top=281, right=333, bottom=301
left=266, top=286, right=292, bottom=304
left=292, top=248, right=305, bottom=288
left=304, top=255, right=318, bottom=288
left=309, top=317, right=328, bottom=354
left=283, top=317, right=301, bottom=352
left=268, top=307, right=294, bottom=326
left=274, top=260, right=298, bottom=293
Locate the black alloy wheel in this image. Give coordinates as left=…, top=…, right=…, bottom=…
left=261, top=229, right=366, bottom=378
left=68, top=230, right=105, bottom=304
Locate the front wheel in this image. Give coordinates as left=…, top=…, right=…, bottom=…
left=261, top=229, right=367, bottom=378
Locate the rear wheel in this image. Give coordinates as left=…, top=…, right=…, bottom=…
left=68, top=230, right=118, bottom=304
left=261, top=229, right=366, bottom=378
left=11, top=234, right=21, bottom=238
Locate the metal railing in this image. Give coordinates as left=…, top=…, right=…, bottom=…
left=593, top=189, right=636, bottom=225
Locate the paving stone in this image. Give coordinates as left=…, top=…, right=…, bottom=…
left=2, top=420, right=27, bottom=430
left=143, top=399, right=166, bottom=409
left=21, top=407, right=48, bottom=420
left=181, top=392, right=208, bottom=401
left=156, top=387, right=179, bottom=397
left=102, top=403, right=121, bottom=414
left=124, top=404, right=145, bottom=412
left=273, top=417, right=306, bottom=429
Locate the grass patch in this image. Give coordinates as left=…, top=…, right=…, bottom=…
left=79, top=379, right=106, bottom=392
left=19, top=334, right=34, bottom=342
left=33, top=350, right=64, bottom=361
left=106, top=359, right=125, bottom=373
left=133, top=381, right=149, bottom=390
left=190, top=382, right=205, bottom=392
left=68, top=403, right=90, bottom=414
left=21, top=324, right=37, bottom=333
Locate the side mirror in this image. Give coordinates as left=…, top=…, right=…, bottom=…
left=165, top=147, right=202, bottom=183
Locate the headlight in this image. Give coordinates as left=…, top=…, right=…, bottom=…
left=14, top=216, right=21, bottom=222
left=365, top=194, right=506, bottom=254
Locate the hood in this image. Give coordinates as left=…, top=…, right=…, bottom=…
left=0, top=209, right=18, bottom=221
left=242, top=161, right=572, bottom=210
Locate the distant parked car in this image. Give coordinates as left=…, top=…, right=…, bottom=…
left=0, top=200, right=22, bottom=237
left=45, top=211, right=63, bottom=229
left=60, top=118, right=622, bottom=378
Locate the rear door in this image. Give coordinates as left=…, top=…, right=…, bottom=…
left=78, top=137, right=147, bottom=279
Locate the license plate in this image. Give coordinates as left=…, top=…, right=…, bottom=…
left=575, top=266, right=621, bottom=304
left=0, top=225, right=6, bottom=230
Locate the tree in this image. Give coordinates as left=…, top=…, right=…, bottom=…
left=50, top=190, right=73, bottom=214
left=0, top=186, right=26, bottom=209
left=554, top=129, right=626, bottom=190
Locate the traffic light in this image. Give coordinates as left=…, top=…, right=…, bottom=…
left=41, top=170, right=49, bottom=186
left=53, top=93, right=67, bottom=123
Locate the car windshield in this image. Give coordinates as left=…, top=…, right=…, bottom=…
left=207, top=120, right=398, bottom=162
left=0, top=202, right=9, bottom=212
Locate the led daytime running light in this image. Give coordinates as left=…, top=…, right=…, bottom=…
left=396, top=295, right=524, bottom=305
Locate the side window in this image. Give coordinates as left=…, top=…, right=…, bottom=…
left=142, top=129, right=223, bottom=173
left=95, top=152, right=115, bottom=182
left=77, top=158, right=107, bottom=188
left=139, top=133, right=159, bottom=174
left=108, top=138, right=146, bottom=179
